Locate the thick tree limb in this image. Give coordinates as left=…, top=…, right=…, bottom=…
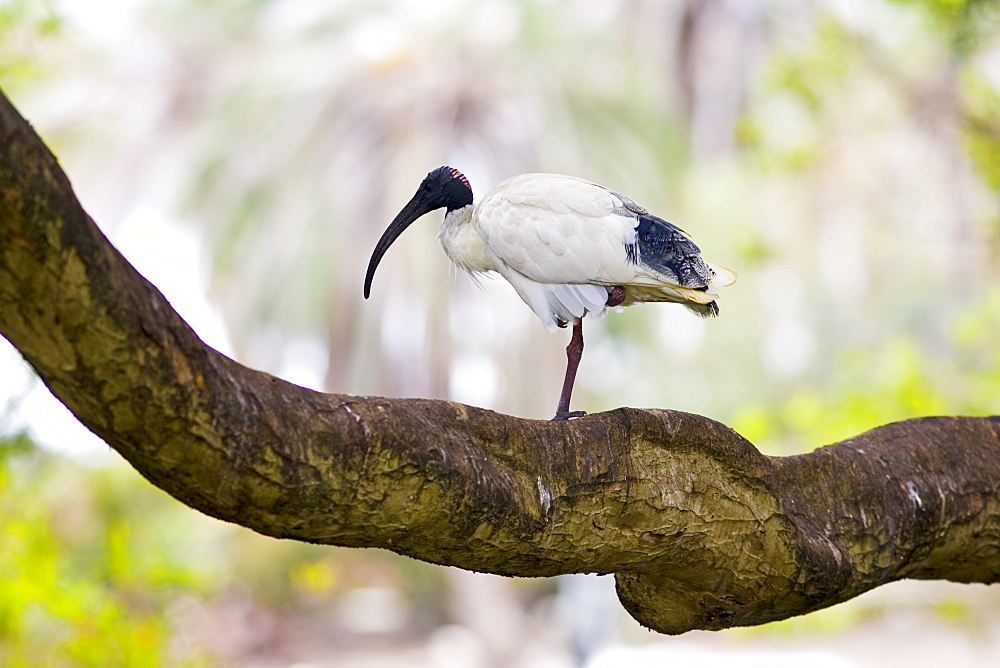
left=1, top=88, right=998, bottom=634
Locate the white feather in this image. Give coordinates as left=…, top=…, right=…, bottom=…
left=549, top=283, right=608, bottom=322
left=552, top=284, right=585, bottom=318
left=709, top=263, right=738, bottom=287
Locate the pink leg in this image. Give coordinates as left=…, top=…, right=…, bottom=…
left=552, top=319, right=586, bottom=420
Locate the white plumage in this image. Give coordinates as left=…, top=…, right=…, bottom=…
left=365, top=166, right=736, bottom=419
left=440, top=172, right=735, bottom=331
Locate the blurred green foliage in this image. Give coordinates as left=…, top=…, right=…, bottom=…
left=0, top=435, right=212, bottom=666
left=732, top=297, right=1000, bottom=453
left=891, top=0, right=1000, bottom=53
left=892, top=0, right=1000, bottom=196
left=724, top=0, right=1000, bottom=454
left=963, top=69, right=1000, bottom=193
left=0, top=431, right=459, bottom=663
left=0, top=0, right=62, bottom=86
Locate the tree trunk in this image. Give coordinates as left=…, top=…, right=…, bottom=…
left=1, top=88, right=998, bottom=635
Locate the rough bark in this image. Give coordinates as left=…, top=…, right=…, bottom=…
left=1, top=88, right=998, bottom=635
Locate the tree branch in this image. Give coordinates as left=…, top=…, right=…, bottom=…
left=2, top=88, right=998, bottom=635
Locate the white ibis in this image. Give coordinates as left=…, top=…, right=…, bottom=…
left=364, top=166, right=736, bottom=420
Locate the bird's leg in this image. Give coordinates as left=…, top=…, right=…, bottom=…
left=552, top=319, right=586, bottom=421
left=551, top=288, right=624, bottom=420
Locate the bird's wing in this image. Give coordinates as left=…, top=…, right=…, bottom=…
left=477, top=173, right=731, bottom=290
left=476, top=174, right=641, bottom=286
left=475, top=173, right=735, bottom=326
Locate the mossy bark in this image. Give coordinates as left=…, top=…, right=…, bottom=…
left=2, top=88, right=998, bottom=635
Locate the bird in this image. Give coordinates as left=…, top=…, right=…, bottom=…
left=364, top=166, right=736, bottom=420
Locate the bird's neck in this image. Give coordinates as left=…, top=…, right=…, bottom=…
left=438, top=204, right=495, bottom=273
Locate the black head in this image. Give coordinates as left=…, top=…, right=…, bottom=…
left=420, top=166, right=474, bottom=212
left=363, top=166, right=474, bottom=299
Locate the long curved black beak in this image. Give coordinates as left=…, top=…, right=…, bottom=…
left=363, top=193, right=440, bottom=299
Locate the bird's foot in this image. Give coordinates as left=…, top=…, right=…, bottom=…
left=551, top=410, right=587, bottom=421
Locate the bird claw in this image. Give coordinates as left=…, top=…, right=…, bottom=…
left=551, top=410, right=587, bottom=421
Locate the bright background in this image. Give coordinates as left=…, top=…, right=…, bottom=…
left=2, top=0, right=999, bottom=665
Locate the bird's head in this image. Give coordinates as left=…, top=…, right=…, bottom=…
left=418, top=166, right=474, bottom=212
left=364, top=166, right=473, bottom=299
